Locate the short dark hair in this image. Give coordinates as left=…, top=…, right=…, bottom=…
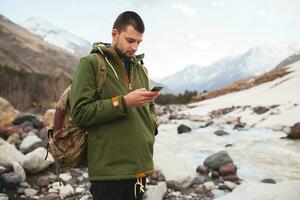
left=113, top=11, right=145, bottom=33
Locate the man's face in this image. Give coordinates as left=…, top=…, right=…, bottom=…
left=112, top=25, right=143, bottom=58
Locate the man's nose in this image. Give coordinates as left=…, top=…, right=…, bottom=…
left=131, top=43, right=139, bottom=51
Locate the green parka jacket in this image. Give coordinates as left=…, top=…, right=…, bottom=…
left=69, top=42, right=158, bottom=180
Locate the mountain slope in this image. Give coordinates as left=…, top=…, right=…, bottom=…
left=276, top=50, right=300, bottom=68
left=0, top=15, right=80, bottom=111
left=162, top=37, right=300, bottom=93
left=22, top=17, right=91, bottom=56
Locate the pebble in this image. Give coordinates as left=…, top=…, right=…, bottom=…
left=75, top=187, right=86, bottom=194
left=171, top=191, right=181, bottom=196
left=224, top=181, right=237, bottom=190
left=59, top=173, right=72, bottom=182
left=79, top=195, right=90, bottom=200
left=204, top=182, right=218, bottom=191
left=59, top=184, right=74, bottom=199
left=24, top=188, right=38, bottom=197
left=83, top=173, right=89, bottom=179
left=48, top=188, right=59, bottom=193
left=0, top=193, right=9, bottom=200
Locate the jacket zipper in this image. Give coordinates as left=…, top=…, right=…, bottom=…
left=111, top=48, right=135, bottom=92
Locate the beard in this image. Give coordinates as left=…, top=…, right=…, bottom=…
left=114, top=39, right=134, bottom=59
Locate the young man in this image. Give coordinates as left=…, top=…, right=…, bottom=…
left=69, top=11, right=159, bottom=200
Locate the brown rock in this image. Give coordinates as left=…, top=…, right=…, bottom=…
left=219, top=163, right=237, bottom=177
left=0, top=97, right=20, bottom=126
left=36, top=176, right=50, bottom=188
left=222, top=174, right=239, bottom=182
left=6, top=133, right=20, bottom=144
left=151, top=170, right=159, bottom=180
left=287, top=122, right=300, bottom=139
left=43, top=109, right=55, bottom=126
left=196, top=166, right=209, bottom=175
left=253, top=106, right=269, bottom=114
left=150, top=169, right=165, bottom=181
left=0, top=125, right=23, bottom=138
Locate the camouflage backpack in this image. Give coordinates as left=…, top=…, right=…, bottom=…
left=45, top=52, right=107, bottom=170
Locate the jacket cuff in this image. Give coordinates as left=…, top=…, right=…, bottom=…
left=111, top=96, right=127, bottom=116
left=120, top=96, right=128, bottom=114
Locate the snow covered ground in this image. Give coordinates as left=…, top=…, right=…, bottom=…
left=181, top=61, right=300, bottom=129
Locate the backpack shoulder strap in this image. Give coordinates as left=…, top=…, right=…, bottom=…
left=93, top=53, right=107, bottom=95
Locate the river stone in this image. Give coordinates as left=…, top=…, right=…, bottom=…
left=37, top=175, right=50, bottom=188
left=204, top=181, right=218, bottom=191
left=177, top=124, right=192, bottom=134
left=59, top=173, right=72, bottom=182
left=79, top=195, right=89, bottom=200
left=19, top=133, right=42, bottom=153
left=12, top=161, right=26, bottom=182
left=0, top=166, right=6, bottom=173
left=211, top=171, right=220, bottom=179
left=214, top=130, right=230, bottom=136
left=24, top=188, right=38, bottom=196
left=204, top=151, right=233, bottom=170
left=39, top=193, right=60, bottom=200
left=0, top=125, right=23, bottom=138
left=196, top=165, right=209, bottom=175
left=12, top=113, right=44, bottom=129
left=6, top=133, right=20, bottom=145
left=0, top=193, right=9, bottom=200
left=223, top=174, right=239, bottom=182
left=253, top=106, right=269, bottom=114
left=22, top=147, right=54, bottom=173
left=43, top=109, right=55, bottom=126
left=224, top=181, right=237, bottom=190
left=75, top=187, right=85, bottom=194
left=18, top=121, right=34, bottom=131
left=23, top=141, right=47, bottom=154
left=287, top=122, right=300, bottom=139
left=219, top=163, right=237, bottom=177
left=145, top=182, right=167, bottom=200
left=0, top=172, right=22, bottom=189
left=192, top=175, right=208, bottom=185
left=59, top=184, right=75, bottom=199
left=261, top=178, right=276, bottom=184
left=0, top=138, right=26, bottom=166
left=48, top=188, right=59, bottom=193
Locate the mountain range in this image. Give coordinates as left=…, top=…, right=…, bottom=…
left=161, top=37, right=300, bottom=93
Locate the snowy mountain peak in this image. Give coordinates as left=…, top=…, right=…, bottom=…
left=22, top=17, right=91, bottom=56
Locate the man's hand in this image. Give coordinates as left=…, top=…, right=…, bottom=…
left=124, top=88, right=160, bottom=108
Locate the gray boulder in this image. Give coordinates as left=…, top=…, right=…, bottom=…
left=22, top=147, right=54, bottom=174
left=0, top=172, right=22, bottom=189
left=145, top=182, right=167, bottom=200
left=19, top=133, right=42, bottom=153
left=204, top=151, right=233, bottom=170
left=177, top=124, right=192, bottom=134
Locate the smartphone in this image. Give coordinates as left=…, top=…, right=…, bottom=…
left=150, top=86, right=163, bottom=91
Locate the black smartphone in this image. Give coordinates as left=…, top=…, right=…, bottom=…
left=150, top=86, right=163, bottom=91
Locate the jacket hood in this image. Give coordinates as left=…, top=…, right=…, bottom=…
left=90, top=42, right=145, bottom=63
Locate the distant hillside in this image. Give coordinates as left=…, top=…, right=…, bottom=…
left=191, top=66, right=290, bottom=103
left=276, top=50, right=300, bottom=68
left=0, top=15, right=80, bottom=111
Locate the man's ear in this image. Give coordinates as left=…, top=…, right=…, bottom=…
left=111, top=29, right=119, bottom=42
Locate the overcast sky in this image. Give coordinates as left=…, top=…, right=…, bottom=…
left=1, top=0, right=300, bottom=80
